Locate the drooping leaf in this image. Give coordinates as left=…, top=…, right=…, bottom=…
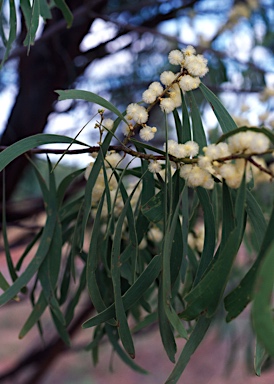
left=105, top=324, right=148, bottom=374
left=225, top=202, right=274, bottom=321
left=165, top=316, right=211, bottom=384
left=199, top=83, right=238, bottom=133
left=187, top=91, right=207, bottom=151
left=0, top=0, right=17, bottom=68
left=19, top=292, right=47, bottom=339
left=181, top=177, right=246, bottom=320
left=0, top=134, right=89, bottom=172
left=252, top=240, right=274, bottom=357
left=56, top=90, right=127, bottom=124
left=53, top=0, right=73, bottom=27
left=181, top=91, right=191, bottom=143
left=82, top=255, right=161, bottom=328
left=23, top=0, right=40, bottom=52
left=193, top=187, right=216, bottom=285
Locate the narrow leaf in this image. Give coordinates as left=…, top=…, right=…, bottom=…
left=199, top=83, right=237, bottom=133
left=53, top=0, right=73, bottom=27
left=165, top=316, right=211, bottom=384
left=252, top=240, right=274, bottom=357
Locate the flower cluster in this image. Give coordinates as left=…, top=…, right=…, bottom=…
left=85, top=152, right=122, bottom=206
left=142, top=45, right=208, bottom=116
left=121, top=45, right=209, bottom=143
left=156, top=130, right=273, bottom=189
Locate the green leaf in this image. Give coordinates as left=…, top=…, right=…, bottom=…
left=2, top=170, right=18, bottom=282
left=110, top=182, right=142, bottom=357
left=0, top=0, right=17, bottom=68
left=254, top=338, right=268, bottom=376
left=199, top=83, right=238, bottom=133
left=20, top=0, right=31, bottom=28
left=105, top=324, right=148, bottom=374
left=0, top=272, right=13, bottom=293
left=50, top=308, right=70, bottom=346
left=161, top=186, right=188, bottom=340
left=193, top=187, right=216, bottom=284
left=165, top=316, right=211, bottom=384
left=0, top=160, right=58, bottom=306
left=19, top=292, right=47, bottom=338
left=65, top=266, right=86, bottom=325
left=86, top=191, right=116, bottom=326
left=57, top=168, right=84, bottom=207
left=53, top=0, right=73, bottom=27
left=173, top=109, right=183, bottom=143
left=246, top=190, right=267, bottom=250
left=181, top=92, right=191, bottom=143
left=225, top=202, right=274, bottom=322
left=82, top=255, right=161, bottom=328
left=76, top=116, right=123, bottom=256
left=187, top=91, right=207, bottom=151
left=220, top=182, right=235, bottom=250
left=39, top=0, right=52, bottom=20
left=23, top=0, right=40, bottom=52
left=181, top=177, right=246, bottom=320
left=158, top=279, right=177, bottom=363
left=132, top=312, right=158, bottom=333
left=130, top=138, right=166, bottom=156
left=252, top=240, right=274, bottom=357
left=141, top=189, right=164, bottom=223
left=15, top=230, right=42, bottom=271
left=56, top=90, right=127, bottom=124
left=0, top=133, right=88, bottom=172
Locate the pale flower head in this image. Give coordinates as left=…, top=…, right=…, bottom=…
left=105, top=152, right=122, bottom=168
left=228, top=131, right=270, bottom=154
left=168, top=49, right=184, bottom=65
left=186, top=165, right=213, bottom=188
left=149, top=81, right=164, bottom=95
left=139, top=126, right=155, bottom=141
left=184, top=140, right=199, bottom=157
left=169, top=84, right=182, bottom=107
left=248, top=132, right=270, bottom=154
left=182, top=45, right=196, bottom=56
left=126, top=103, right=148, bottom=124
left=160, top=71, right=177, bottom=86
left=138, top=237, right=147, bottom=250
left=203, top=142, right=231, bottom=160
left=198, top=155, right=214, bottom=173
left=184, top=54, right=209, bottom=78
left=164, top=140, right=179, bottom=157
left=176, top=143, right=188, bottom=158
left=147, top=227, right=163, bottom=243
left=148, top=161, right=162, bottom=174
left=142, top=89, right=157, bottom=104
left=188, top=232, right=196, bottom=250
left=160, top=98, right=176, bottom=114
left=122, top=124, right=131, bottom=136
left=218, top=163, right=237, bottom=179
left=103, top=118, right=114, bottom=130
left=179, top=75, right=200, bottom=92
left=179, top=164, right=193, bottom=179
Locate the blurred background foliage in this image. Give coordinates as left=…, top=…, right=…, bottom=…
left=0, top=0, right=274, bottom=203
